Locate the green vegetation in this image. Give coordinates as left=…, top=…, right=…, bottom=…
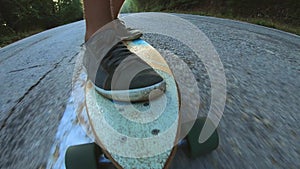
left=122, top=0, right=139, bottom=13
left=1, top=0, right=299, bottom=47
left=126, top=0, right=300, bottom=35
left=0, top=0, right=83, bottom=47
left=0, top=29, right=44, bottom=47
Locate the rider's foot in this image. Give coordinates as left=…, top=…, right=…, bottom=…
left=94, top=41, right=166, bottom=102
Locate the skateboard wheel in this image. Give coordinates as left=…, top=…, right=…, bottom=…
left=65, top=143, right=102, bottom=169
left=187, top=117, right=219, bottom=157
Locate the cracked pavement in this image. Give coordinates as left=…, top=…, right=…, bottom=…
left=0, top=21, right=84, bottom=169
left=0, top=13, right=300, bottom=169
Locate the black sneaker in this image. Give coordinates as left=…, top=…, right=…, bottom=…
left=94, top=41, right=166, bottom=102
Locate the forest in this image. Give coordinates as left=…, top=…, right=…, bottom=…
left=130, top=0, right=300, bottom=26
left=0, top=0, right=83, bottom=43
left=0, top=0, right=299, bottom=46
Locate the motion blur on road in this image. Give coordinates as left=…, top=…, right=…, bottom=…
left=0, top=13, right=299, bottom=169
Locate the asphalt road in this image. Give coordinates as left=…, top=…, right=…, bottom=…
left=0, top=13, right=299, bottom=169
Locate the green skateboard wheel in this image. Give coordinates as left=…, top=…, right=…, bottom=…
left=65, top=143, right=102, bottom=169
left=187, top=117, right=219, bottom=158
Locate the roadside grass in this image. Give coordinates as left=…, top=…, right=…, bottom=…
left=240, top=18, right=300, bottom=35
left=0, top=29, right=43, bottom=48
left=1, top=10, right=299, bottom=48
left=164, top=10, right=300, bottom=36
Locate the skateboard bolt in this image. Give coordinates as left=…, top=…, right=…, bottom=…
left=121, top=137, right=127, bottom=142
left=151, top=129, right=160, bottom=135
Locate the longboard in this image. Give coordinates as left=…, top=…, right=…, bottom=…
left=86, top=39, right=179, bottom=169
left=65, top=38, right=219, bottom=169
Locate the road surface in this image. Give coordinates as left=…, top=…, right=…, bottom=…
left=0, top=13, right=299, bottom=169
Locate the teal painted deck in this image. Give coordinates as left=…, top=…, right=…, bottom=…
left=85, top=68, right=179, bottom=168
left=85, top=38, right=179, bottom=168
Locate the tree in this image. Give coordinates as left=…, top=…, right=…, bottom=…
left=0, top=0, right=83, bottom=36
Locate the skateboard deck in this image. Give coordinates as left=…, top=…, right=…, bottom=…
left=84, top=38, right=180, bottom=169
